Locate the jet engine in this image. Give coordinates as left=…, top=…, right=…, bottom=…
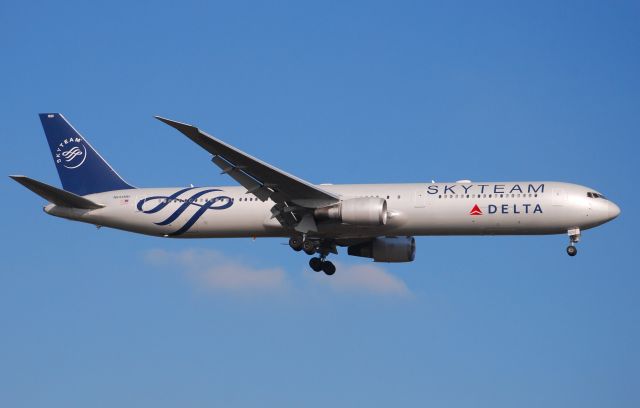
left=314, top=197, right=387, bottom=226
left=347, top=236, right=416, bottom=262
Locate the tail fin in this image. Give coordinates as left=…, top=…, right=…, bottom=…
left=40, top=113, right=134, bottom=196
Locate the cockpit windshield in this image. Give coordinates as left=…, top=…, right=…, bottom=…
left=587, top=192, right=606, bottom=199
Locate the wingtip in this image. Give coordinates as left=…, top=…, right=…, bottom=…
left=9, top=175, right=30, bottom=187
left=155, top=115, right=192, bottom=127
left=154, top=115, right=185, bottom=126
left=154, top=115, right=173, bottom=124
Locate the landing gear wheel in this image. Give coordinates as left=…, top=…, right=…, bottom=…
left=309, top=257, right=323, bottom=272
left=289, top=237, right=303, bottom=252
left=322, top=261, right=336, bottom=276
left=303, top=240, right=316, bottom=255
left=566, top=228, right=580, bottom=257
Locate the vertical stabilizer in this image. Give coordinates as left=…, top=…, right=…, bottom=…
left=39, top=113, right=134, bottom=196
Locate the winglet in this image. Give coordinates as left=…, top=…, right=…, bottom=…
left=10, top=175, right=104, bottom=209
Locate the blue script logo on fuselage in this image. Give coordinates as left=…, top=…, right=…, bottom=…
left=137, top=187, right=233, bottom=236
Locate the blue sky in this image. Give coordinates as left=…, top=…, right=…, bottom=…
left=1, top=1, right=639, bottom=406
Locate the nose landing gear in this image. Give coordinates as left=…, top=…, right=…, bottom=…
left=566, top=228, right=580, bottom=257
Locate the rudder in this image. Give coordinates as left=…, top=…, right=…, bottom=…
left=40, top=113, right=134, bottom=196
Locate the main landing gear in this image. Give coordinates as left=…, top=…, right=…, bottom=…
left=309, top=256, right=336, bottom=275
left=566, top=228, right=580, bottom=257
left=289, top=236, right=336, bottom=276
left=288, top=236, right=303, bottom=252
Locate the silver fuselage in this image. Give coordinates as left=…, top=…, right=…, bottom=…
left=45, top=181, right=620, bottom=239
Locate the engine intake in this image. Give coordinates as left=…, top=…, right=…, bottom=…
left=315, top=197, right=387, bottom=226
left=348, top=236, right=416, bottom=262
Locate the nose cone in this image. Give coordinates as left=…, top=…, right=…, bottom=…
left=608, top=201, right=621, bottom=220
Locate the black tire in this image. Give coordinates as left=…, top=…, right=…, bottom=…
left=309, top=257, right=323, bottom=272
left=303, top=240, right=316, bottom=255
left=567, top=246, right=577, bottom=257
left=289, top=237, right=303, bottom=251
left=322, top=261, right=336, bottom=276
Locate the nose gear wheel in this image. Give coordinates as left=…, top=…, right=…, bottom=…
left=566, top=228, right=580, bottom=257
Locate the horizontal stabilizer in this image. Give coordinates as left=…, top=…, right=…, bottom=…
left=9, top=175, right=104, bottom=209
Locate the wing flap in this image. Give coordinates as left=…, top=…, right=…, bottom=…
left=211, top=155, right=271, bottom=201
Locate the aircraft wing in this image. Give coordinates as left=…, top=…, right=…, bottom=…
left=156, top=116, right=340, bottom=212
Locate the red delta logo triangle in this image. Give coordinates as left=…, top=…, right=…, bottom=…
left=470, top=204, right=483, bottom=216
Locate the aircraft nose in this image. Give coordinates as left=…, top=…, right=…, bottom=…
left=608, top=201, right=621, bottom=220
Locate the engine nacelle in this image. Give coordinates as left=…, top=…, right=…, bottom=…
left=315, top=197, right=387, bottom=226
left=348, top=236, right=416, bottom=262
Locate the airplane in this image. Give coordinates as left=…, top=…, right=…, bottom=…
left=11, top=113, right=621, bottom=276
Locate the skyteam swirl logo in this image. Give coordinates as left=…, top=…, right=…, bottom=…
left=55, top=137, right=87, bottom=169
left=137, top=187, right=233, bottom=236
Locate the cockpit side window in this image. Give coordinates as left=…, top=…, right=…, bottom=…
left=587, top=192, right=607, bottom=199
